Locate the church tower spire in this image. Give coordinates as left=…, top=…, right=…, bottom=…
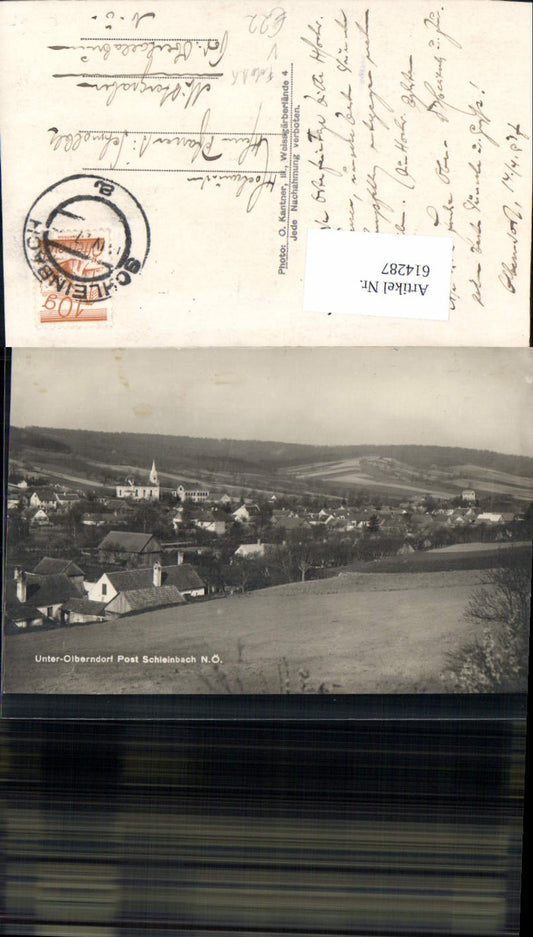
left=149, top=460, right=159, bottom=485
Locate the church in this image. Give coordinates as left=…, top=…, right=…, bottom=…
left=116, top=461, right=161, bottom=501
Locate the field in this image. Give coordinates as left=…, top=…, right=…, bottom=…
left=345, top=542, right=532, bottom=574
left=3, top=568, right=497, bottom=695
left=285, top=456, right=533, bottom=501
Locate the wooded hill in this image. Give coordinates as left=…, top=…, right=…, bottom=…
left=9, top=426, right=533, bottom=480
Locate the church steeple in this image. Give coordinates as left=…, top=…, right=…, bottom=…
left=149, top=460, right=159, bottom=485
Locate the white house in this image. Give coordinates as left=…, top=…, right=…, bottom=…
left=54, top=491, right=81, bottom=509
left=29, top=489, right=57, bottom=510
left=88, top=561, right=206, bottom=605
left=232, top=503, right=261, bottom=524
left=194, top=518, right=227, bottom=535
left=234, top=542, right=271, bottom=559
left=176, top=484, right=210, bottom=503
left=29, top=508, right=50, bottom=526
left=81, top=513, right=109, bottom=527
left=191, top=507, right=228, bottom=536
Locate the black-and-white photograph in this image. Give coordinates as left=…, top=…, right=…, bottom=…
left=2, top=347, right=532, bottom=695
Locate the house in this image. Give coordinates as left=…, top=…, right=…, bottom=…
left=232, top=503, right=261, bottom=524
left=28, top=508, right=51, bottom=527
left=29, top=489, right=57, bottom=510
left=449, top=511, right=467, bottom=527
left=325, top=509, right=364, bottom=532
left=4, top=574, right=46, bottom=630
left=97, top=530, right=162, bottom=566
left=192, top=507, right=228, bottom=535
left=176, top=484, right=210, bottom=503
left=272, top=510, right=313, bottom=531
left=461, top=489, right=476, bottom=503
left=172, top=506, right=186, bottom=531
left=378, top=513, right=408, bottom=535
left=80, top=561, right=116, bottom=594
left=105, top=584, right=187, bottom=616
left=172, top=504, right=222, bottom=532
left=194, top=517, right=228, bottom=536
left=32, top=557, right=85, bottom=590
left=475, top=512, right=505, bottom=525
left=54, top=491, right=81, bottom=509
left=311, top=510, right=334, bottom=526
left=116, top=461, right=160, bottom=501
left=60, top=599, right=109, bottom=625
left=272, top=508, right=296, bottom=522
left=9, top=568, right=83, bottom=624
left=307, top=512, right=325, bottom=526
left=234, top=542, right=272, bottom=559
left=82, top=512, right=113, bottom=527
left=105, top=498, right=135, bottom=516
left=87, top=561, right=206, bottom=609
left=351, top=512, right=374, bottom=530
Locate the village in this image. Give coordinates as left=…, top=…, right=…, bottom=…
left=5, top=457, right=531, bottom=634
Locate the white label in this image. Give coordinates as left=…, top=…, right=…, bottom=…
left=303, top=231, right=453, bottom=320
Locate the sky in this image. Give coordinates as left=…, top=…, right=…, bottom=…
left=9, top=347, right=533, bottom=456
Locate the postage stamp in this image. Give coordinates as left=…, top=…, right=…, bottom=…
left=23, top=174, right=150, bottom=323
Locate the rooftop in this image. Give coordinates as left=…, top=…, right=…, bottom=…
left=106, top=564, right=205, bottom=593
left=32, top=557, right=85, bottom=578
left=7, top=574, right=82, bottom=607
left=109, top=585, right=186, bottom=612
left=98, top=531, right=160, bottom=552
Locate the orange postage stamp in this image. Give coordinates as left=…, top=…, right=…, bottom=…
left=23, top=174, right=150, bottom=322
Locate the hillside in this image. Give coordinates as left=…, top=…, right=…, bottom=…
left=9, top=425, right=533, bottom=481
left=2, top=567, right=501, bottom=695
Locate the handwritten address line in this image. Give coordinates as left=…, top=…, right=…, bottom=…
left=78, top=130, right=284, bottom=136
left=53, top=73, right=223, bottom=79
left=81, top=168, right=284, bottom=173
left=79, top=37, right=219, bottom=42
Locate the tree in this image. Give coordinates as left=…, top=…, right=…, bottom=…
left=60, top=502, right=86, bottom=539
left=422, top=494, right=438, bottom=513
left=224, top=556, right=269, bottom=593
left=129, top=502, right=169, bottom=536
left=287, top=531, right=322, bottom=582
left=519, top=502, right=533, bottom=538
left=442, top=554, right=531, bottom=692
left=7, top=512, right=30, bottom=548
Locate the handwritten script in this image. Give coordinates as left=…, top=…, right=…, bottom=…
left=300, top=5, right=530, bottom=313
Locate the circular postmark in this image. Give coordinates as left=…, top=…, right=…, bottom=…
left=23, top=174, right=150, bottom=304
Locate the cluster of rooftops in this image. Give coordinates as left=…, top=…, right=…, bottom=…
left=5, top=545, right=206, bottom=631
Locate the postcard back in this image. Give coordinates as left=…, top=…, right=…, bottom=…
left=1, top=0, right=531, bottom=346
